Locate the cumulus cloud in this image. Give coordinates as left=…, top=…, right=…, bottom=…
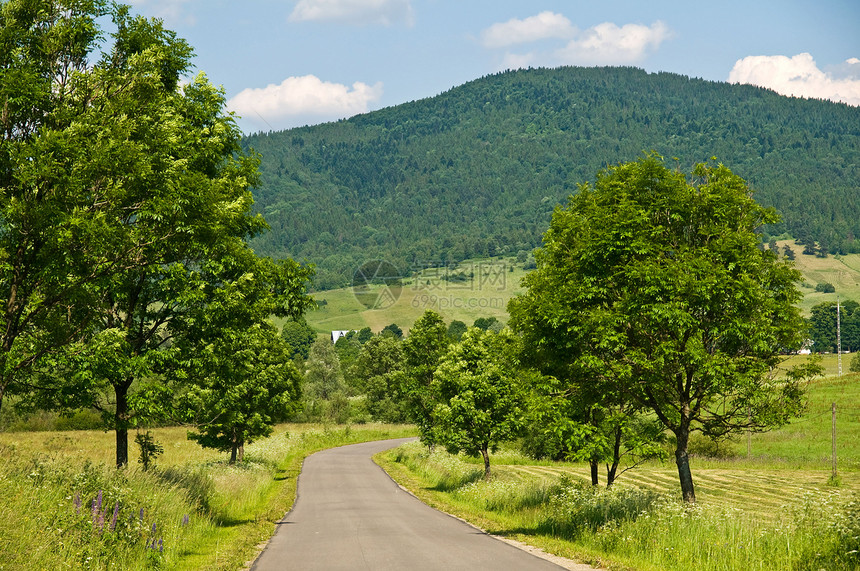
left=554, top=21, right=671, bottom=66
left=227, top=75, right=384, bottom=130
left=729, top=53, right=860, bottom=106
left=481, top=11, right=575, bottom=49
left=481, top=14, right=671, bottom=70
left=289, top=0, right=414, bottom=26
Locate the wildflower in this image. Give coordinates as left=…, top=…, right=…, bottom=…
left=73, top=492, right=81, bottom=514
left=152, top=522, right=157, bottom=535
left=181, top=514, right=190, bottom=527
left=139, top=508, right=144, bottom=522
left=158, top=538, right=163, bottom=552
left=110, top=503, right=119, bottom=531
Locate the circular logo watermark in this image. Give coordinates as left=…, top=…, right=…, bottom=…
left=352, top=260, right=402, bottom=310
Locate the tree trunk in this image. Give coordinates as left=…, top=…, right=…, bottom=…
left=237, top=442, right=244, bottom=463
left=480, top=447, right=491, bottom=480
left=589, top=459, right=599, bottom=486
left=230, top=443, right=237, bottom=464
left=606, top=426, right=622, bottom=487
left=675, top=426, right=696, bottom=503
left=114, top=380, right=132, bottom=468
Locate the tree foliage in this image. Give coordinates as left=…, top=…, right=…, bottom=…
left=808, top=300, right=860, bottom=353
left=432, top=328, right=524, bottom=479
left=175, top=251, right=312, bottom=463
left=510, top=154, right=819, bottom=502
left=0, top=1, right=288, bottom=469
left=401, top=310, right=449, bottom=444
left=281, top=318, right=317, bottom=360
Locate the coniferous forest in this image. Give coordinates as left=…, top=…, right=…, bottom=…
left=242, top=66, right=860, bottom=290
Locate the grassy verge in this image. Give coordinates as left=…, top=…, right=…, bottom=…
left=0, top=423, right=416, bottom=570
left=376, top=375, right=860, bottom=570
left=377, top=443, right=860, bottom=571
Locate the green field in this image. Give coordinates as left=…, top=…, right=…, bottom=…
left=304, top=257, right=529, bottom=335
left=303, top=244, right=860, bottom=337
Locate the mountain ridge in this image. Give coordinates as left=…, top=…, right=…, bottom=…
left=242, top=66, right=860, bottom=290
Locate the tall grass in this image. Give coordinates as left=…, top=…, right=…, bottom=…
left=0, top=423, right=416, bottom=570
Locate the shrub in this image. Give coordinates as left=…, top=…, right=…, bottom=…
left=850, top=353, right=860, bottom=373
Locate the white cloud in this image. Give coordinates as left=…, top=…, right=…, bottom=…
left=481, top=12, right=575, bottom=49
left=482, top=16, right=671, bottom=70
left=227, top=75, right=384, bottom=130
left=289, top=0, right=414, bottom=26
left=729, top=53, right=860, bottom=107
left=554, top=21, right=671, bottom=66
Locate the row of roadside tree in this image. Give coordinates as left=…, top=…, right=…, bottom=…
left=1, top=1, right=314, bottom=466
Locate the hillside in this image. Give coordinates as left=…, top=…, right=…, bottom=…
left=296, top=243, right=860, bottom=336
left=242, top=66, right=860, bottom=290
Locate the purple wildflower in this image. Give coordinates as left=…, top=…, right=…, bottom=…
left=73, top=492, right=81, bottom=514
left=139, top=508, right=145, bottom=522
left=95, top=490, right=103, bottom=513
left=158, top=538, right=163, bottom=553
left=151, top=522, right=156, bottom=535
left=110, top=503, right=119, bottom=531
left=181, top=514, right=189, bottom=527
left=97, top=511, right=105, bottom=532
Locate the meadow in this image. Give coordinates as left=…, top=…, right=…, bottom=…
left=377, top=371, right=860, bottom=571
left=0, top=423, right=416, bottom=570
left=302, top=256, right=528, bottom=335
left=302, top=244, right=860, bottom=338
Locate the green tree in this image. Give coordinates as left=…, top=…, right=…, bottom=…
left=1, top=2, right=280, bottom=468
left=850, top=352, right=860, bottom=373
left=282, top=319, right=317, bottom=360
left=348, top=335, right=405, bottom=421
left=472, top=317, right=499, bottom=331
left=511, top=155, right=817, bottom=502
left=432, top=328, right=524, bottom=479
left=381, top=323, right=403, bottom=339
left=402, top=310, right=449, bottom=445
left=0, top=0, right=194, bottom=414
left=184, top=323, right=301, bottom=463
left=173, top=251, right=312, bottom=463
left=303, top=337, right=348, bottom=422
left=446, top=320, right=467, bottom=341
left=357, top=327, right=373, bottom=344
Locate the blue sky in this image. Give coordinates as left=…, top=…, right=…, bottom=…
left=127, top=0, right=860, bottom=134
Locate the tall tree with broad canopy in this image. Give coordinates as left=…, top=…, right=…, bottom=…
left=432, top=327, right=524, bottom=479
left=511, top=154, right=818, bottom=502
left=174, top=248, right=313, bottom=463
left=1, top=0, right=278, bottom=467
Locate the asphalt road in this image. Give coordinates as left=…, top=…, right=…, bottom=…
left=251, top=438, right=580, bottom=571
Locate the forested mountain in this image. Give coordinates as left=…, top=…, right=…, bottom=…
left=242, top=66, right=860, bottom=290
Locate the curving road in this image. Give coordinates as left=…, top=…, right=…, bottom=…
left=252, top=438, right=587, bottom=571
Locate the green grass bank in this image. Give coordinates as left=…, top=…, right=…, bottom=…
left=376, top=373, right=860, bottom=570
left=0, top=423, right=416, bottom=570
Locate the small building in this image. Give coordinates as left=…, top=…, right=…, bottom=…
left=331, top=330, right=352, bottom=344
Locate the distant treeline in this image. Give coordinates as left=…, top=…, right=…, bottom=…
left=243, top=66, right=860, bottom=290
